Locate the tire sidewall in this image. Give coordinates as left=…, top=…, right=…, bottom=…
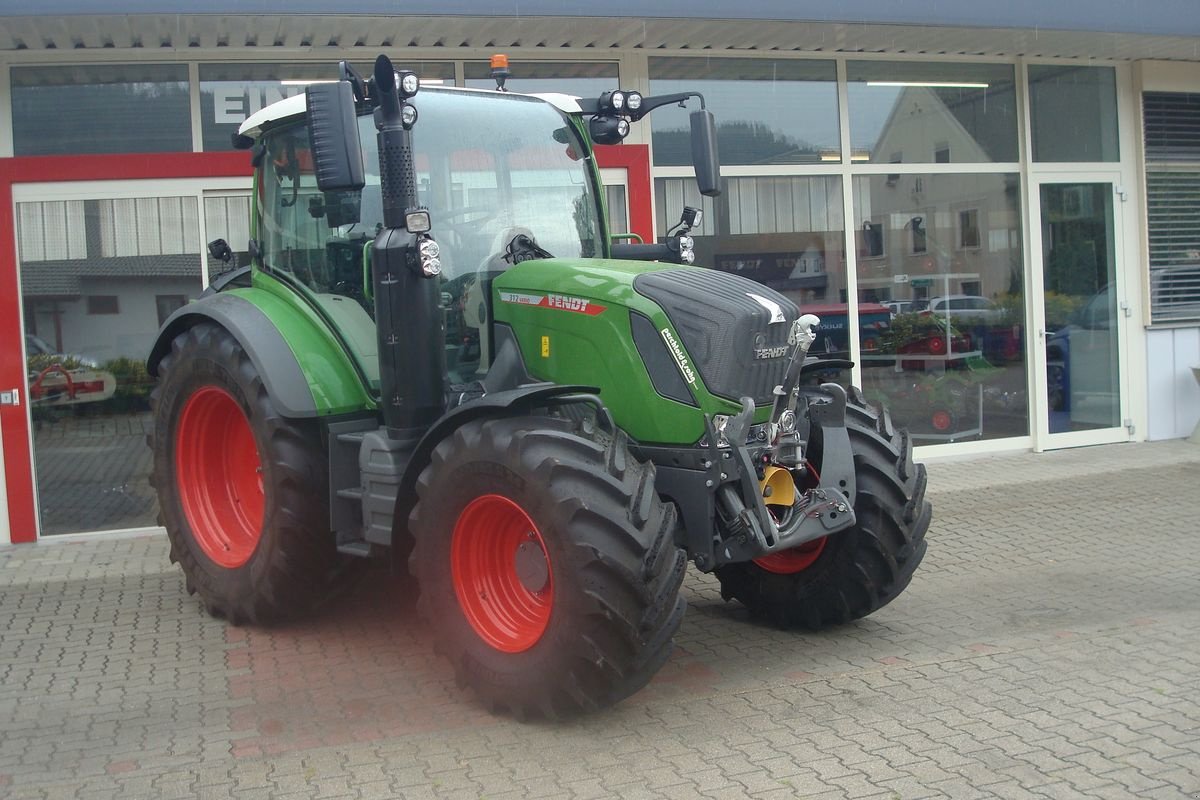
left=155, top=335, right=281, bottom=605
left=416, top=449, right=603, bottom=696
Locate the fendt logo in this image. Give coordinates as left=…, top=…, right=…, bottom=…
left=754, top=345, right=789, bottom=360
left=498, top=292, right=606, bottom=316
left=753, top=332, right=789, bottom=360
left=660, top=328, right=698, bottom=385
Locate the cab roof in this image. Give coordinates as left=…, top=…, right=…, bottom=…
left=236, top=85, right=584, bottom=141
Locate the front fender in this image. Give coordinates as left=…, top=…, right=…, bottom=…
left=390, top=383, right=600, bottom=566
left=147, top=290, right=374, bottom=418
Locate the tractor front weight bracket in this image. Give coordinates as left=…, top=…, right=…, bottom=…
left=642, top=385, right=864, bottom=572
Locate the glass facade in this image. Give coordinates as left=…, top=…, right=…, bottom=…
left=464, top=60, right=618, bottom=98
left=18, top=196, right=204, bottom=535
left=846, top=61, right=1019, bottom=164
left=1029, top=65, right=1120, bottom=162
left=852, top=174, right=1027, bottom=442
left=656, top=174, right=848, bottom=341
left=648, top=57, right=840, bottom=165
left=200, top=62, right=456, bottom=151
left=12, top=65, right=191, bottom=156
left=0, top=49, right=1157, bottom=539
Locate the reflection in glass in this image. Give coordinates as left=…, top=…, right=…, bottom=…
left=649, top=58, right=839, bottom=165
left=853, top=174, right=1027, bottom=442
left=200, top=62, right=456, bottom=151
left=12, top=65, right=191, bottom=156
left=1029, top=66, right=1119, bottom=163
left=846, top=61, right=1018, bottom=164
left=18, top=197, right=204, bottom=535
left=1040, top=183, right=1121, bottom=432
left=655, top=174, right=848, bottom=348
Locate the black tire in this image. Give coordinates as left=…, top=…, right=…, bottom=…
left=409, top=414, right=686, bottom=719
left=715, top=387, right=930, bottom=629
left=150, top=322, right=348, bottom=624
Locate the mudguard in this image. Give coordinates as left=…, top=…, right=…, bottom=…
left=390, top=382, right=600, bottom=563
left=147, top=291, right=372, bottom=418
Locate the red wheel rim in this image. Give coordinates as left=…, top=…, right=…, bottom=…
left=928, top=336, right=947, bottom=354
left=931, top=410, right=953, bottom=431
left=451, top=494, right=553, bottom=653
left=175, top=386, right=264, bottom=568
left=753, top=537, right=827, bottom=574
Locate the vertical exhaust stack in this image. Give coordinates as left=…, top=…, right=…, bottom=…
left=370, top=55, right=447, bottom=437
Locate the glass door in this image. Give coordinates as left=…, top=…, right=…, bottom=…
left=1031, top=178, right=1130, bottom=447
left=14, top=180, right=212, bottom=537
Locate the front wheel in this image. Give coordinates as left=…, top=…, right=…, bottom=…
left=409, top=415, right=686, bottom=718
left=150, top=323, right=348, bottom=624
left=715, top=388, right=930, bottom=629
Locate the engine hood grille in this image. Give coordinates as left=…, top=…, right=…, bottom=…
left=633, top=268, right=799, bottom=405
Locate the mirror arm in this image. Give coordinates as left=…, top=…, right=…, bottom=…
left=576, top=91, right=705, bottom=118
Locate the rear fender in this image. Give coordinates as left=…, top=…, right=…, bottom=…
left=147, top=290, right=374, bottom=418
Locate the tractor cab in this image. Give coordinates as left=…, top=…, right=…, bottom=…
left=253, top=87, right=604, bottom=387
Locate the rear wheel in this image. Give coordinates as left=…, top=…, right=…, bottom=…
left=150, top=323, right=347, bottom=624
left=715, top=388, right=930, bottom=629
left=409, top=414, right=686, bottom=718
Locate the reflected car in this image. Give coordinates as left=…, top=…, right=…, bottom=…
left=1046, top=285, right=1119, bottom=424
left=25, top=334, right=99, bottom=367
left=803, top=303, right=892, bottom=357
left=925, top=294, right=1004, bottom=323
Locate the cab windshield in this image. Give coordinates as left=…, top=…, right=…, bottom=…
left=258, top=88, right=602, bottom=384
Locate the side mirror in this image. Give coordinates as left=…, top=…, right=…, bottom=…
left=207, top=238, right=233, bottom=264
left=306, top=81, right=365, bottom=193
left=690, top=109, right=721, bottom=198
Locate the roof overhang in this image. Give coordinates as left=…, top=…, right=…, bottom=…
left=1, top=13, right=1198, bottom=61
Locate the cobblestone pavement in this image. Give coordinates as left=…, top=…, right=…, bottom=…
left=2, top=440, right=1199, bottom=799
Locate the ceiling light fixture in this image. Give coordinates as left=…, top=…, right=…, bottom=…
left=866, top=81, right=989, bottom=89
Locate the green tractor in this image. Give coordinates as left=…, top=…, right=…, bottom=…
left=148, top=55, right=930, bottom=718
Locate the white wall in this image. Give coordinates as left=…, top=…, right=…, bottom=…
left=41, top=277, right=201, bottom=363
left=1146, top=326, right=1200, bottom=439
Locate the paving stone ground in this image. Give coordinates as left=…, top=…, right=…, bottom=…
left=2, top=439, right=1200, bottom=799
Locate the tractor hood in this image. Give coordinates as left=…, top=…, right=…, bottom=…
left=492, top=259, right=799, bottom=445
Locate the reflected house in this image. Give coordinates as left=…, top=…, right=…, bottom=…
left=857, top=86, right=1021, bottom=307
left=18, top=199, right=203, bottom=364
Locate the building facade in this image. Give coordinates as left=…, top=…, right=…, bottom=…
left=2, top=3, right=1199, bottom=543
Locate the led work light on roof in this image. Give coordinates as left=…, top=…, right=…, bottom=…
left=399, top=71, right=420, bottom=97
left=589, top=115, right=630, bottom=146
left=598, top=90, right=626, bottom=115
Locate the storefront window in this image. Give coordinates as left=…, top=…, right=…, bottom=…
left=656, top=174, right=849, bottom=348
left=464, top=61, right=618, bottom=98
left=18, top=196, right=203, bottom=535
left=847, top=61, right=1018, bottom=164
left=853, top=173, right=1027, bottom=442
left=200, top=62, right=455, bottom=151
left=12, top=65, right=191, bottom=156
left=1029, top=65, right=1119, bottom=162
left=649, top=57, right=839, bottom=166
left=204, top=193, right=253, bottom=276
